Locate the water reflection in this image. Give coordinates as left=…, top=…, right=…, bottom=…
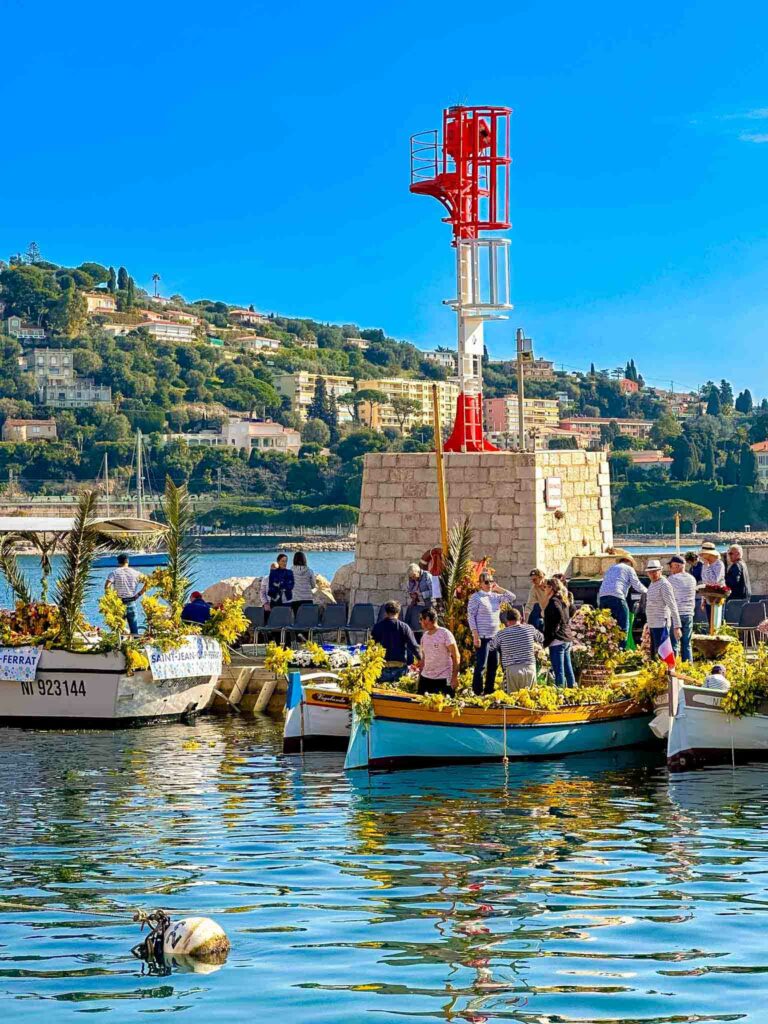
left=0, top=720, right=766, bottom=1021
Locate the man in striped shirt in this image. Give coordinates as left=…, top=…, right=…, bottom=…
left=105, top=554, right=148, bottom=636
left=667, top=555, right=697, bottom=663
left=467, top=572, right=516, bottom=695
left=488, top=608, right=543, bottom=692
left=644, top=559, right=681, bottom=658
left=597, top=557, right=647, bottom=636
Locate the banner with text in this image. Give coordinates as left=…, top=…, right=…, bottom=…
left=145, top=637, right=222, bottom=681
left=0, top=646, right=43, bottom=682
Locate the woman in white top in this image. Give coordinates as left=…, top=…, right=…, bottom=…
left=291, top=551, right=317, bottom=613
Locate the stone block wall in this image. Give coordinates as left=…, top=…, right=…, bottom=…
left=349, top=450, right=612, bottom=606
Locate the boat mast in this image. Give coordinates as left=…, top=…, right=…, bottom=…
left=136, top=430, right=144, bottom=521
left=104, top=452, right=111, bottom=517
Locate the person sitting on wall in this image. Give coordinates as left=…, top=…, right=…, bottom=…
left=181, top=591, right=212, bottom=625
left=371, top=600, right=420, bottom=684
left=597, top=552, right=647, bottom=636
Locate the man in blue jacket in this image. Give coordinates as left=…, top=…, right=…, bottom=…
left=371, top=601, right=420, bottom=684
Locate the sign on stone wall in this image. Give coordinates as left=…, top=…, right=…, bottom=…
left=544, top=476, right=562, bottom=510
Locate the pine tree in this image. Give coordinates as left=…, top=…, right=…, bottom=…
left=326, top=391, right=340, bottom=444
left=117, top=266, right=129, bottom=291
left=107, top=266, right=117, bottom=293
left=740, top=442, right=758, bottom=487
left=735, top=388, right=754, bottom=414
left=25, top=241, right=41, bottom=264
left=719, top=379, right=734, bottom=408
left=307, top=376, right=329, bottom=422
left=702, top=442, right=716, bottom=481
left=722, top=452, right=739, bottom=485
left=706, top=386, right=721, bottom=416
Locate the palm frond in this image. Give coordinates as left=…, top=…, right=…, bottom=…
left=440, top=517, right=474, bottom=628
left=0, top=537, right=32, bottom=605
left=162, top=477, right=195, bottom=615
left=54, top=490, right=102, bottom=648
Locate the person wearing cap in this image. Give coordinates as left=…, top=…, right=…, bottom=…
left=667, top=555, right=697, bottom=663
left=524, top=568, right=548, bottom=631
left=181, top=591, right=212, bottom=625
left=597, top=554, right=647, bottom=636
left=644, top=560, right=681, bottom=658
left=467, top=571, right=517, bottom=695
left=725, top=543, right=751, bottom=600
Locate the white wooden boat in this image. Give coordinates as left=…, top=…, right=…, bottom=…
left=0, top=647, right=219, bottom=728
left=667, top=675, right=768, bottom=770
left=283, top=673, right=351, bottom=752
left=345, top=692, right=655, bottom=772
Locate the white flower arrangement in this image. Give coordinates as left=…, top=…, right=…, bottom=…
left=291, top=648, right=313, bottom=667
left=328, top=648, right=353, bottom=670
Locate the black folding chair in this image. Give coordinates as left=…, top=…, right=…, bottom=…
left=245, top=606, right=265, bottom=642
left=257, top=605, right=293, bottom=646
left=314, top=604, right=347, bottom=644
left=345, top=603, right=376, bottom=644
left=724, top=599, right=747, bottom=627
left=283, top=604, right=320, bottom=645
left=377, top=603, right=389, bottom=621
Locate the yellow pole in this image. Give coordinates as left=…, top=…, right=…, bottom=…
left=674, top=511, right=681, bottom=554
left=432, top=384, right=449, bottom=555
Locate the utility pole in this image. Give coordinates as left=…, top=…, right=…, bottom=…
left=717, top=506, right=723, bottom=532
left=217, top=467, right=222, bottom=500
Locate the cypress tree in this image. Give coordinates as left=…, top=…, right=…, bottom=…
left=117, top=266, right=129, bottom=290
left=740, top=442, right=758, bottom=487
left=307, top=376, right=329, bottom=422
left=706, top=386, right=721, bottom=416
left=107, top=266, right=117, bottom=293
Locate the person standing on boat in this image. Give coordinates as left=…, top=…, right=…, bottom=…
left=542, top=577, right=575, bottom=687
left=372, top=601, right=420, bottom=684
left=467, top=571, right=517, bottom=695
left=596, top=554, right=647, bottom=636
left=667, top=556, right=696, bottom=663
left=725, top=544, right=751, bottom=600
left=699, top=541, right=726, bottom=629
left=415, top=608, right=459, bottom=696
left=267, top=553, right=294, bottom=607
left=488, top=607, right=543, bottom=692
left=644, top=559, right=682, bottom=658
left=291, top=551, right=317, bottom=613
left=105, top=554, right=147, bottom=636
left=524, top=568, right=548, bottom=631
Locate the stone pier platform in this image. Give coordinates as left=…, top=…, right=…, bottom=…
left=348, top=450, right=613, bottom=605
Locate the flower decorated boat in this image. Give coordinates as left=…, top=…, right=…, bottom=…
left=344, top=691, right=655, bottom=772
left=667, top=675, right=768, bottom=770
left=282, top=672, right=351, bottom=752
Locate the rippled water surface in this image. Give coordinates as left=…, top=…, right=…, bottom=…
left=1, top=718, right=767, bottom=1021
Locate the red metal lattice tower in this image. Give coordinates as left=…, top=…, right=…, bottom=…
left=410, top=105, right=513, bottom=452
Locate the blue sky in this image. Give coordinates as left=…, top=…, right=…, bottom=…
left=3, top=0, right=768, bottom=394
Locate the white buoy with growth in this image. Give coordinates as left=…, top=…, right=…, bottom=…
left=163, top=916, right=231, bottom=962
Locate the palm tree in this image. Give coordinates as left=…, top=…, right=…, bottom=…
left=161, top=477, right=195, bottom=617
left=152, top=272, right=161, bottom=297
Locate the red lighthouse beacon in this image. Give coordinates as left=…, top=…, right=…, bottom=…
left=410, top=106, right=513, bottom=451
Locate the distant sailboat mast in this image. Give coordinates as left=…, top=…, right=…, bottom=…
left=103, top=451, right=111, bottom=518
left=135, top=429, right=144, bottom=521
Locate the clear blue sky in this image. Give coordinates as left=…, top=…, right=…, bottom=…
left=3, top=0, right=768, bottom=395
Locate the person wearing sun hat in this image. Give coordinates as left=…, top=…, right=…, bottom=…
left=699, top=541, right=725, bottom=585
left=643, top=559, right=681, bottom=657
left=667, top=555, right=697, bottom=663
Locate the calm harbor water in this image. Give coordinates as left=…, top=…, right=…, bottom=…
left=2, top=550, right=353, bottom=622
left=1, top=721, right=767, bottom=1021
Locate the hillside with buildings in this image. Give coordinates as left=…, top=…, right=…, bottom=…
left=2, top=244, right=768, bottom=530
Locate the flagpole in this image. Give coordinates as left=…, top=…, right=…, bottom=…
left=432, top=384, right=449, bottom=555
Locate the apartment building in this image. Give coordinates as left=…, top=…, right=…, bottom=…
left=275, top=372, right=356, bottom=423
left=240, top=335, right=282, bottom=353
left=140, top=320, right=197, bottom=343
left=355, top=377, right=460, bottom=431
left=229, top=308, right=267, bottom=327
left=751, top=441, right=768, bottom=488
left=484, top=396, right=560, bottom=436
left=38, top=378, right=112, bottom=409
left=422, top=349, right=458, bottom=371
left=23, top=348, right=74, bottom=382
left=559, top=417, right=653, bottom=447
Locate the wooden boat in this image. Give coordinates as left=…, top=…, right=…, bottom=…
left=667, top=674, right=768, bottom=771
left=283, top=672, right=351, bottom=752
left=344, top=692, right=655, bottom=771
left=0, top=645, right=220, bottom=728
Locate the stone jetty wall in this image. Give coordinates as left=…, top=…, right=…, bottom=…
left=349, top=450, right=612, bottom=605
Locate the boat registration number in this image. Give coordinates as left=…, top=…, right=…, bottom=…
left=21, top=679, right=87, bottom=697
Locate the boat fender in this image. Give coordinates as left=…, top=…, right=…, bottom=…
left=163, top=916, right=231, bottom=963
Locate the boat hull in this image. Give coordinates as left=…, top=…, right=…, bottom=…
left=345, top=695, right=654, bottom=771
left=283, top=677, right=351, bottom=753
left=0, top=649, right=217, bottom=728
left=668, top=676, right=768, bottom=771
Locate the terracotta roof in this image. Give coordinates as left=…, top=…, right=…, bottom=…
left=627, top=451, right=673, bottom=464
left=751, top=441, right=768, bottom=452
left=4, top=418, right=56, bottom=427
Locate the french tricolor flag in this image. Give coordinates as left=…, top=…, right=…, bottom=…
left=657, top=627, right=676, bottom=668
